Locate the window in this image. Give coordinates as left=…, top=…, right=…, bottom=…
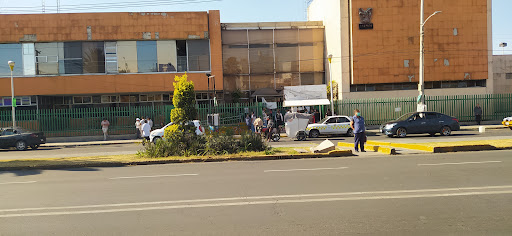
left=35, top=43, right=59, bottom=75
left=0, top=96, right=33, bottom=107
left=22, top=43, right=36, bottom=76
left=338, top=117, right=350, bottom=123
left=82, top=42, right=105, bottom=74
left=176, top=40, right=187, bottom=72
left=506, top=73, right=512, bottom=80
left=105, top=42, right=118, bottom=74
left=249, top=44, right=273, bottom=73
left=223, top=45, right=249, bottom=75
left=59, top=42, right=83, bottom=74
left=157, top=41, right=177, bottom=72
left=0, top=44, right=23, bottom=76
left=117, top=41, right=138, bottom=73
left=140, top=94, right=162, bottom=102
left=275, top=44, right=299, bottom=73
left=137, top=41, right=158, bottom=73
left=300, top=42, right=324, bottom=72
left=326, top=118, right=338, bottom=124
left=101, top=95, right=119, bottom=103
left=187, top=40, right=210, bottom=71
left=73, top=96, right=92, bottom=104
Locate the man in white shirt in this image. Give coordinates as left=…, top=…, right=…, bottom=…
left=147, top=117, right=153, bottom=129
left=135, top=118, right=141, bottom=139
left=141, top=121, right=151, bottom=142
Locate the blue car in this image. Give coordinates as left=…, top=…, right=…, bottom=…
left=380, top=112, right=460, bottom=138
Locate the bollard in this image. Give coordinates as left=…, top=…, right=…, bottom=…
left=479, top=126, right=486, bottom=133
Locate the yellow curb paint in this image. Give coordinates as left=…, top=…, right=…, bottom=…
left=337, top=142, right=396, bottom=155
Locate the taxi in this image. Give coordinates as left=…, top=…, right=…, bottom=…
left=503, top=117, right=512, bottom=130
left=305, top=116, right=353, bottom=138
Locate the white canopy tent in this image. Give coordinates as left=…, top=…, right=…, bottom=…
left=283, top=85, right=330, bottom=107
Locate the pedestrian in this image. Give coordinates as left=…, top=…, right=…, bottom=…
left=314, top=109, right=321, bottom=123
left=139, top=118, right=146, bottom=138
left=245, top=114, right=251, bottom=130
left=141, top=120, right=151, bottom=143
left=147, top=117, right=153, bottom=129
left=266, top=116, right=275, bottom=142
left=474, top=104, right=483, bottom=125
left=135, top=118, right=141, bottom=139
left=101, top=118, right=110, bottom=141
left=262, top=109, right=269, bottom=127
left=350, top=109, right=366, bottom=152
left=275, top=110, right=284, bottom=127
left=250, top=112, right=256, bottom=132
left=326, top=109, right=332, bottom=117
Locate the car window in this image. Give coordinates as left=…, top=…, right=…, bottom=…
left=425, top=113, right=438, bottom=120
left=339, top=117, right=350, bottom=123
left=3, top=129, right=16, bottom=135
left=326, top=118, right=337, bottom=124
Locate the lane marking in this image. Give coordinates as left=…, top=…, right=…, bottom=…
left=0, top=181, right=37, bottom=185
left=109, top=174, right=198, bottom=180
left=418, top=161, right=503, bottom=166
left=264, top=167, right=348, bottom=173
left=2, top=185, right=512, bottom=213
left=1, top=189, right=512, bottom=218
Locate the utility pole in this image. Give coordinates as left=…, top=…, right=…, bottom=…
left=328, top=54, right=335, bottom=116
left=57, top=0, right=60, bottom=13
left=418, top=0, right=441, bottom=112
left=42, top=0, right=46, bottom=13
left=8, top=61, right=16, bottom=128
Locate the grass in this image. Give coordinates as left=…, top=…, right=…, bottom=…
left=0, top=146, right=329, bottom=170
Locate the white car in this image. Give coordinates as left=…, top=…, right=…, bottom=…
left=149, top=120, right=204, bottom=143
left=503, top=117, right=512, bottom=130
left=305, top=116, right=353, bottom=138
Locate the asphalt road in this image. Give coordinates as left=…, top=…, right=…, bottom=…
left=0, top=150, right=511, bottom=235
left=0, top=129, right=510, bottom=160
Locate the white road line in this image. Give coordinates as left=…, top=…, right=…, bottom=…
left=264, top=167, right=348, bottom=173
left=0, top=181, right=37, bottom=185
left=1, top=189, right=512, bottom=218
left=109, top=174, right=198, bottom=180
left=3, top=185, right=512, bottom=213
left=418, top=161, right=503, bottom=166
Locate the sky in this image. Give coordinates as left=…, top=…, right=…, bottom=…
left=0, top=0, right=510, bottom=55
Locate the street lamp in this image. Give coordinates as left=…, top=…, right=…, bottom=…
left=327, top=54, right=335, bottom=116
left=499, top=42, right=508, bottom=55
left=418, top=0, right=442, bottom=112
left=8, top=61, right=16, bottom=128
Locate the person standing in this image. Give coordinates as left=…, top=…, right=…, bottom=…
left=135, top=118, right=141, bottom=139
left=314, top=109, right=321, bottom=123
left=101, top=118, right=110, bottom=141
left=245, top=114, right=251, bottom=130
left=147, top=117, right=153, bottom=129
left=326, top=109, right=332, bottom=117
left=139, top=118, right=146, bottom=138
left=474, top=104, right=483, bottom=125
left=141, top=120, right=151, bottom=143
left=275, top=110, right=284, bottom=127
left=350, top=109, right=366, bottom=152
left=250, top=112, right=256, bottom=132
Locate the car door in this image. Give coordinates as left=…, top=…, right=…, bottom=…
left=407, top=113, right=428, bottom=134
left=1, top=129, right=18, bottom=147
left=324, top=117, right=338, bottom=134
left=334, top=117, right=351, bottom=135
left=426, top=112, right=443, bottom=132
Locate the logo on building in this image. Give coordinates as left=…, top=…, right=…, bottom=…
left=358, top=8, right=373, bottom=30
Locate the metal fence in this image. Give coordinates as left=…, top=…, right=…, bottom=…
left=1, top=94, right=511, bottom=136
left=335, top=94, right=512, bottom=125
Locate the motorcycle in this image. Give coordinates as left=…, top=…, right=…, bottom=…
left=261, top=126, right=280, bottom=142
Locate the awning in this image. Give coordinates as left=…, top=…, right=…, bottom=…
left=283, top=99, right=331, bottom=107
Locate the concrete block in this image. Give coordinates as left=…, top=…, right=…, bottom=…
left=312, top=139, right=335, bottom=153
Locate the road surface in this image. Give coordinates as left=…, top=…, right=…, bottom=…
left=0, top=150, right=511, bottom=235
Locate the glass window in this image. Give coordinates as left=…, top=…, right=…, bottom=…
left=187, top=40, right=210, bottom=71
left=248, top=30, right=273, bottom=44
left=224, top=75, right=250, bottom=91
left=299, top=28, right=324, bottom=43
left=117, top=41, right=138, bottom=73
left=275, top=73, right=300, bottom=89
left=176, top=40, right=187, bottom=72
left=59, top=42, right=83, bottom=74
left=22, top=43, right=36, bottom=76
left=300, top=73, right=324, bottom=85
left=222, top=30, right=248, bottom=45
left=300, top=42, right=324, bottom=72
left=250, top=74, right=274, bottom=90
left=249, top=45, right=273, bottom=73
left=105, top=42, right=118, bottom=74
left=0, top=44, right=23, bottom=76
left=157, top=40, right=177, bottom=72
left=275, top=44, right=299, bottom=73
left=223, top=45, right=249, bottom=75
left=35, top=43, right=59, bottom=75
left=275, top=29, right=298, bottom=44
left=136, top=41, right=157, bottom=73
left=82, top=42, right=105, bottom=74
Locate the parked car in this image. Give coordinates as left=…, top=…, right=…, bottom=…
left=503, top=117, right=512, bottom=130
left=306, top=116, right=353, bottom=138
left=149, top=120, right=204, bottom=143
left=0, top=127, right=46, bottom=151
left=380, top=112, right=460, bottom=138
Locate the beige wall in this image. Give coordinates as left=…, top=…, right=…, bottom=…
left=493, top=55, right=512, bottom=94
left=343, top=87, right=488, bottom=99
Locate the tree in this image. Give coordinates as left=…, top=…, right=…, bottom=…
left=327, top=81, right=339, bottom=101
left=170, top=74, right=197, bottom=125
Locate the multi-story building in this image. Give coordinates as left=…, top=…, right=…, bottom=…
left=0, top=11, right=223, bottom=110
left=308, top=0, right=494, bottom=99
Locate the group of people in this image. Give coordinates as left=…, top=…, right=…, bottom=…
left=245, top=108, right=285, bottom=141
left=135, top=117, right=153, bottom=141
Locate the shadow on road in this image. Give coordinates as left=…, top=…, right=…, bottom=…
left=0, top=166, right=101, bottom=177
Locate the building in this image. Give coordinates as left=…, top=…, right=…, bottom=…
left=0, top=11, right=223, bottom=110
left=493, top=55, right=512, bottom=94
left=221, top=21, right=325, bottom=102
left=308, top=0, right=494, bottom=99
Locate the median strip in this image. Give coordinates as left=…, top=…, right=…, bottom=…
left=366, top=139, right=512, bottom=153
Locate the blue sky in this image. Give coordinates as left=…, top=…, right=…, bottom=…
left=1, top=0, right=510, bottom=54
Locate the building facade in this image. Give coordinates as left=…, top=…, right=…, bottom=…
left=221, top=22, right=325, bottom=102
left=493, top=55, right=512, bottom=94
left=0, top=11, right=223, bottom=109
left=308, top=0, right=494, bottom=99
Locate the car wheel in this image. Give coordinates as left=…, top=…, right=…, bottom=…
left=30, top=144, right=40, bottom=150
left=15, top=140, right=27, bottom=151
left=297, top=132, right=307, bottom=141
left=440, top=126, right=452, bottom=136
left=346, top=128, right=354, bottom=137
left=272, top=133, right=280, bottom=142
left=429, top=133, right=436, bottom=137
left=309, top=130, right=320, bottom=138
left=152, top=136, right=162, bottom=144
left=396, top=128, right=407, bottom=138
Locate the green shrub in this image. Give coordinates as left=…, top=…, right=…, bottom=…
left=239, top=131, right=268, bottom=152
left=205, top=132, right=239, bottom=155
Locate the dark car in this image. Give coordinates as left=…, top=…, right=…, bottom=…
left=380, top=112, right=460, bottom=138
left=0, top=127, right=46, bottom=151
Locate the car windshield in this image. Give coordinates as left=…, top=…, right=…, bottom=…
left=319, top=117, right=329, bottom=123
left=394, top=113, right=415, bottom=122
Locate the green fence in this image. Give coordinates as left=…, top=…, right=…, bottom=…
left=335, top=94, right=512, bottom=125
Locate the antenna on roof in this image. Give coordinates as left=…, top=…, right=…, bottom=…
left=57, top=0, right=60, bottom=13
left=42, top=0, right=45, bottom=13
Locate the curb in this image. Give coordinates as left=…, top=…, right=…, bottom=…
left=337, top=142, right=397, bottom=155
left=366, top=140, right=512, bottom=153
left=43, top=141, right=141, bottom=148
left=0, top=150, right=353, bottom=171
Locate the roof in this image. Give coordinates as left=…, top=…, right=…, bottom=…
left=283, top=99, right=331, bottom=107
left=222, top=21, right=324, bottom=30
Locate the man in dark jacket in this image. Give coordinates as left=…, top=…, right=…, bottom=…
left=474, top=104, right=482, bottom=125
